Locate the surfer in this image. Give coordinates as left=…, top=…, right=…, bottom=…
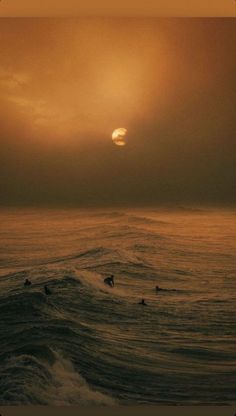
left=155, top=285, right=165, bottom=292
left=155, top=285, right=176, bottom=292
left=138, top=298, right=147, bottom=306
left=44, top=285, right=52, bottom=295
left=104, top=275, right=114, bottom=288
left=24, top=279, right=32, bottom=287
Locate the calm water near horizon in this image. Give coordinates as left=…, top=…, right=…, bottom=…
left=0, top=207, right=235, bottom=405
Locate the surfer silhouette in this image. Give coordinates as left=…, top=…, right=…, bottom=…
left=104, top=275, right=114, bottom=287
left=156, top=285, right=168, bottom=292
left=24, top=279, right=32, bottom=287
left=155, top=285, right=176, bottom=292
left=44, top=285, right=52, bottom=295
left=138, top=298, right=147, bottom=306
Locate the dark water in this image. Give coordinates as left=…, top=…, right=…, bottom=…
left=0, top=207, right=235, bottom=405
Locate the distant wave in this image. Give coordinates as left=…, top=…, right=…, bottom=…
left=176, top=206, right=208, bottom=214
left=34, top=247, right=113, bottom=267
left=125, top=215, right=169, bottom=226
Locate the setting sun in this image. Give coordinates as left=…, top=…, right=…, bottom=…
left=112, top=128, right=127, bottom=146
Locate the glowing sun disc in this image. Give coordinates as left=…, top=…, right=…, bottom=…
left=112, top=128, right=127, bottom=146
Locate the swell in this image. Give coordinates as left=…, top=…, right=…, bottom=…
left=0, top=269, right=118, bottom=405
left=0, top=240, right=235, bottom=405
left=0, top=267, right=187, bottom=405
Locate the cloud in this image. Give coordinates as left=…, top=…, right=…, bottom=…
left=0, top=66, right=30, bottom=89
left=0, top=19, right=235, bottom=206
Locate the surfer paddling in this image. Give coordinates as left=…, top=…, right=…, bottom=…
left=44, top=285, right=52, bottom=295
left=155, top=285, right=177, bottom=292
left=24, top=279, right=32, bottom=287
left=104, top=275, right=114, bottom=288
left=138, top=298, right=147, bottom=306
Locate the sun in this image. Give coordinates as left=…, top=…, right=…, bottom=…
left=112, top=128, right=127, bottom=146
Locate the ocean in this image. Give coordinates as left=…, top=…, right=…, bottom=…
left=0, top=207, right=235, bottom=405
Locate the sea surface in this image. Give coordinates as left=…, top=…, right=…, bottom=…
left=0, top=207, right=235, bottom=405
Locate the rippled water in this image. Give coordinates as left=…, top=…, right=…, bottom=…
left=0, top=207, right=235, bottom=405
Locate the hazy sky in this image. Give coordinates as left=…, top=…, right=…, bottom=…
left=0, top=18, right=235, bottom=207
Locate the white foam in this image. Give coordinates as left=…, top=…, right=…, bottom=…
left=49, top=354, right=116, bottom=406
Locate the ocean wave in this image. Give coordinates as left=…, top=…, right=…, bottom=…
left=0, top=349, right=116, bottom=405
left=49, top=354, right=116, bottom=406
left=125, top=215, right=168, bottom=226
left=0, top=206, right=235, bottom=405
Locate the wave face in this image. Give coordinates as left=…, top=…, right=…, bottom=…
left=0, top=207, right=236, bottom=405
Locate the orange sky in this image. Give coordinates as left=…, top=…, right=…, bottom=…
left=0, top=18, right=235, bottom=206
left=0, top=19, right=174, bottom=144
left=0, top=0, right=236, bottom=17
